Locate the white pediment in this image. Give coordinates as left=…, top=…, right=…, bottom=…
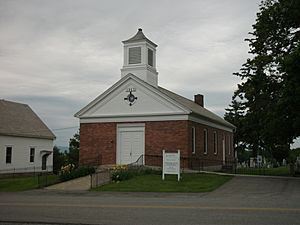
left=76, top=75, right=190, bottom=118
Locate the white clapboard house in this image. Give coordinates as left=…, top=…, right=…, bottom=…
left=0, top=100, right=55, bottom=174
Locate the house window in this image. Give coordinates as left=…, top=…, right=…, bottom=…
left=203, top=129, right=208, bottom=154
left=213, top=131, right=218, bottom=155
left=6, top=146, right=12, bottom=164
left=192, top=127, right=196, bottom=154
left=148, top=48, right=153, bottom=66
left=129, top=47, right=141, bottom=64
left=30, top=147, right=35, bottom=163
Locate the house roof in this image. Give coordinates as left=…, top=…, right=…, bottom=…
left=0, top=100, right=55, bottom=140
left=122, top=28, right=158, bottom=47
left=157, top=87, right=236, bottom=129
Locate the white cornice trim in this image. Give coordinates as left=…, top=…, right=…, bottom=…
left=80, top=115, right=189, bottom=123
left=80, top=111, right=188, bottom=119
left=117, top=123, right=145, bottom=128
left=79, top=114, right=234, bottom=133
left=188, top=115, right=234, bottom=132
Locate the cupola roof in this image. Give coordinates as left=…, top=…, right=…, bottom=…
left=122, top=28, right=157, bottom=47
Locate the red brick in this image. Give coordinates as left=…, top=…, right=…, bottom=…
left=79, top=120, right=234, bottom=167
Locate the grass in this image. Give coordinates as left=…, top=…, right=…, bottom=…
left=235, top=166, right=291, bottom=176
left=93, top=173, right=232, bottom=193
left=0, top=175, right=59, bottom=192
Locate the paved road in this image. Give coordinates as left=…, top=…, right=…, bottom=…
left=0, top=176, right=300, bottom=225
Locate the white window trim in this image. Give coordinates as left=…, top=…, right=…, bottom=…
left=203, top=129, right=208, bottom=155
left=228, top=135, right=231, bottom=155
left=192, top=127, right=196, bottom=154
left=213, top=131, right=218, bottom=155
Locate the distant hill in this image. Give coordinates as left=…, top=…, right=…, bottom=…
left=56, top=146, right=69, bottom=152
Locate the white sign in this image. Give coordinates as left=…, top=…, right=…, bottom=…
left=162, top=150, right=180, bottom=181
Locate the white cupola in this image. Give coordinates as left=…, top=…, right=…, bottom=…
left=121, top=28, right=158, bottom=87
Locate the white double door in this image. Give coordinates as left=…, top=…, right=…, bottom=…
left=117, top=124, right=145, bottom=165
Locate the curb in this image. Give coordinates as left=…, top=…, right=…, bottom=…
left=200, top=170, right=300, bottom=180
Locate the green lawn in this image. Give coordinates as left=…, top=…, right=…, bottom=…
left=235, top=166, right=291, bottom=176
left=93, top=173, right=232, bottom=193
left=0, top=175, right=59, bottom=192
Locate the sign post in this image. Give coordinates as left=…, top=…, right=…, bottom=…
left=162, top=150, right=180, bottom=181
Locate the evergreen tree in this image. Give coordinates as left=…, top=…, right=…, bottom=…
left=226, top=0, right=300, bottom=162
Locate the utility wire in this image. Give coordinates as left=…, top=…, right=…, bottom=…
left=52, top=126, right=79, bottom=131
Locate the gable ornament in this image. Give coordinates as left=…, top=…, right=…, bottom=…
left=124, top=88, right=137, bottom=106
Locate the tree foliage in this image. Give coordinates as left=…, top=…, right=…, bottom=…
left=53, top=146, right=66, bottom=174
left=53, top=131, right=80, bottom=173
left=67, top=132, right=80, bottom=166
left=225, top=0, right=300, bottom=162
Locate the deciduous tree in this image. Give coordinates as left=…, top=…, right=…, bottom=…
left=226, top=0, right=300, bottom=162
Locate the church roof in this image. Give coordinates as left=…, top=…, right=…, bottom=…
left=75, top=73, right=235, bottom=130
left=0, top=100, right=55, bottom=139
left=122, top=28, right=158, bottom=47
left=157, top=87, right=235, bottom=129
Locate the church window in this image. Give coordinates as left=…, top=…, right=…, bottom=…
left=214, top=131, right=218, bottom=155
left=192, top=127, right=196, bottom=154
left=203, top=129, right=208, bottom=154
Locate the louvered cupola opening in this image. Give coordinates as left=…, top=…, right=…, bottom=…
left=148, top=48, right=153, bottom=66
left=129, top=47, right=141, bottom=64
left=121, top=28, right=158, bottom=87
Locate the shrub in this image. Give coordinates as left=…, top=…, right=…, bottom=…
left=59, top=164, right=95, bottom=181
left=110, top=165, right=161, bottom=182
left=111, top=165, right=133, bottom=182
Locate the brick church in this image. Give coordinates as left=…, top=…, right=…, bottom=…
left=75, top=28, right=235, bottom=168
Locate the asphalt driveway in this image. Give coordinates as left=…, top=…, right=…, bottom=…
left=0, top=176, right=299, bottom=225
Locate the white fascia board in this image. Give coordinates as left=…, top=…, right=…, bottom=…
left=74, top=74, right=132, bottom=117
left=117, top=123, right=145, bottom=128
left=131, top=77, right=191, bottom=114
left=81, top=111, right=188, bottom=119
left=127, top=76, right=191, bottom=113
left=75, top=74, right=191, bottom=118
left=188, top=115, right=234, bottom=133
left=80, top=114, right=189, bottom=123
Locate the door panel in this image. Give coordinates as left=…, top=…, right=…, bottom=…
left=118, top=127, right=145, bottom=165
left=131, top=131, right=144, bottom=163
left=120, top=131, right=132, bottom=164
left=42, top=155, right=47, bottom=170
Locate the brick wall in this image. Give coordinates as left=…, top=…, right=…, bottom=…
left=145, top=120, right=189, bottom=166
left=79, top=120, right=234, bottom=167
left=145, top=120, right=189, bottom=155
left=80, top=123, right=116, bottom=166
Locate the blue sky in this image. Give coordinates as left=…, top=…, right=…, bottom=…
left=1, top=0, right=298, bottom=148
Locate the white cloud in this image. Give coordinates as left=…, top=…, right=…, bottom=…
left=0, top=0, right=264, bottom=146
